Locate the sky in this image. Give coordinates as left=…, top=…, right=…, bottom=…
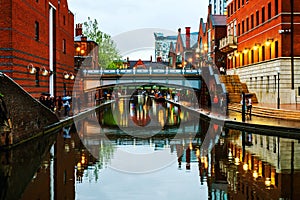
left=68, top=0, right=208, bottom=59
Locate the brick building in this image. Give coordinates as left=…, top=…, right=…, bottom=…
left=0, top=0, right=74, bottom=98
left=169, top=27, right=199, bottom=69
left=220, top=0, right=300, bottom=104
left=197, top=5, right=227, bottom=72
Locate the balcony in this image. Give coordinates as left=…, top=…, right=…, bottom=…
left=219, top=35, right=237, bottom=53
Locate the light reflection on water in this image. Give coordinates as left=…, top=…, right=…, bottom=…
left=75, top=147, right=208, bottom=200
left=2, top=97, right=300, bottom=200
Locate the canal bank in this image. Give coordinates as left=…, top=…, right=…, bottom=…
left=167, top=99, right=300, bottom=137
left=0, top=101, right=113, bottom=150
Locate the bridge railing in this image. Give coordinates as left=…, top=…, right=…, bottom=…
left=83, top=68, right=201, bottom=75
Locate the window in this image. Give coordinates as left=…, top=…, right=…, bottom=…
left=246, top=17, right=249, bottom=31
left=268, top=3, right=272, bottom=19
left=262, top=45, right=265, bottom=61
left=251, top=49, right=254, bottom=63
left=242, top=53, right=245, bottom=65
left=242, top=20, right=244, bottom=34
left=255, top=77, right=257, bottom=89
left=275, top=0, right=278, bottom=15
left=238, top=23, right=240, bottom=36
left=242, top=0, right=244, bottom=6
left=275, top=41, right=279, bottom=58
left=256, top=11, right=259, bottom=26
left=234, top=0, right=236, bottom=12
left=262, top=7, right=265, bottom=23
left=269, top=44, right=272, bottom=59
left=251, top=14, right=254, bottom=29
left=63, top=39, right=66, bottom=54
left=238, top=0, right=240, bottom=9
left=63, top=15, right=66, bottom=25
left=228, top=6, right=230, bottom=17
left=35, top=21, right=39, bottom=41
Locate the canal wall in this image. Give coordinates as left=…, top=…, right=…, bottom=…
left=0, top=72, right=58, bottom=147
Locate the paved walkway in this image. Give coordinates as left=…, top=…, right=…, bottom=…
left=169, top=100, right=300, bottom=131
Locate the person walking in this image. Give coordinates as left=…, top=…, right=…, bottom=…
left=247, top=97, right=252, bottom=119
left=63, top=100, right=70, bottom=117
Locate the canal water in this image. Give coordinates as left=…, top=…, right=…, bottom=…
left=1, top=96, right=300, bottom=200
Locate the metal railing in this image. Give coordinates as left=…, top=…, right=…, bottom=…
left=83, top=68, right=202, bottom=75
left=219, top=35, right=237, bottom=50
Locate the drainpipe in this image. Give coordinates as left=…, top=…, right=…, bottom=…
left=291, top=0, right=294, bottom=90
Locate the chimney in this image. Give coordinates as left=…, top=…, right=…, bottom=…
left=185, top=27, right=191, bottom=49
left=75, top=23, right=83, bottom=36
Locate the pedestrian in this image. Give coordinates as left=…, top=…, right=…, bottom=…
left=63, top=100, right=70, bottom=116
left=213, top=94, right=219, bottom=108
left=247, top=97, right=252, bottom=119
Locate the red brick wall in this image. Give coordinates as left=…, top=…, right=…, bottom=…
left=0, top=0, right=74, bottom=98
left=227, top=0, right=300, bottom=68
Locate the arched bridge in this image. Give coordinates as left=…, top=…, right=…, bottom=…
left=82, top=68, right=204, bottom=91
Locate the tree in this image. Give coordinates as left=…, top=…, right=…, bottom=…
left=83, top=17, right=121, bottom=69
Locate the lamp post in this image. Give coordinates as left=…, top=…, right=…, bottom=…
left=276, top=67, right=280, bottom=109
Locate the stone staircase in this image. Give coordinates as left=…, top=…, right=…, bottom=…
left=229, top=103, right=300, bottom=121
left=219, top=75, right=258, bottom=104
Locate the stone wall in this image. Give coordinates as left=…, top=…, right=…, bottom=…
left=0, top=73, right=58, bottom=146
left=227, top=58, right=300, bottom=104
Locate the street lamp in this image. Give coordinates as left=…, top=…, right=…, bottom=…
left=276, top=67, right=280, bottom=109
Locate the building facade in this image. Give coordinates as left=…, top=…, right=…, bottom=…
left=221, top=0, right=300, bottom=104
left=209, top=0, right=227, bottom=15
left=0, top=0, right=74, bottom=98
left=169, top=27, right=199, bottom=69
left=154, top=32, right=177, bottom=62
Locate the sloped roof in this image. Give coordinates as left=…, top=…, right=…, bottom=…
left=74, top=35, right=95, bottom=42
left=211, top=15, right=226, bottom=26
left=181, top=32, right=199, bottom=49
left=202, top=23, right=207, bottom=33
left=169, top=41, right=176, bottom=53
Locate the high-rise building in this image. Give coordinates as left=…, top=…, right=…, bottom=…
left=154, top=32, right=177, bottom=62
left=209, top=0, right=227, bottom=15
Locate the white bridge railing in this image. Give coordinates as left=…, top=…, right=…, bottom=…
left=83, top=68, right=201, bottom=75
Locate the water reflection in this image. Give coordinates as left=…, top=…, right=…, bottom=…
left=1, top=99, right=300, bottom=199
left=0, top=132, right=56, bottom=200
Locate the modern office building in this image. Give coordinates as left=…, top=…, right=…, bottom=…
left=209, top=0, right=227, bottom=15
left=154, top=32, right=177, bottom=62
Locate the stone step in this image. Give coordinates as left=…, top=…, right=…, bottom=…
left=229, top=103, right=300, bottom=120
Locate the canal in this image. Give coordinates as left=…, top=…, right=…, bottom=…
left=1, top=96, right=299, bottom=200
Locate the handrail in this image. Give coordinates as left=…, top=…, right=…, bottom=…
left=83, top=68, right=202, bottom=75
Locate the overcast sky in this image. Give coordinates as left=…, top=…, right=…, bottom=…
left=68, top=0, right=208, bottom=59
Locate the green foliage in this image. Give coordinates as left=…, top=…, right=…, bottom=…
left=107, top=62, right=118, bottom=69
left=83, top=17, right=121, bottom=69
